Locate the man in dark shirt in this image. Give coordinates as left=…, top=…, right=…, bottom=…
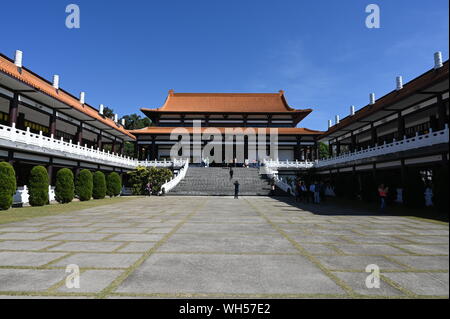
left=234, top=180, right=240, bottom=199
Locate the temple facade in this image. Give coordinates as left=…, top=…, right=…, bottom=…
left=130, top=90, right=323, bottom=164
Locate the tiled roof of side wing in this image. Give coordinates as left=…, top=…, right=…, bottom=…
left=320, top=60, right=449, bottom=139
left=0, top=54, right=135, bottom=140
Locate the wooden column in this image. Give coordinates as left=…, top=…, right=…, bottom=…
left=75, top=123, right=83, bottom=144
left=151, top=136, right=156, bottom=160
left=397, top=112, right=405, bottom=139
left=8, top=93, right=19, bottom=126
left=294, top=136, right=301, bottom=160
left=437, top=95, right=447, bottom=130
left=371, top=123, right=377, bottom=146
left=97, top=131, right=103, bottom=149
left=112, top=137, right=117, bottom=154
left=49, top=110, right=57, bottom=137
left=47, top=157, right=54, bottom=186
left=350, top=132, right=356, bottom=152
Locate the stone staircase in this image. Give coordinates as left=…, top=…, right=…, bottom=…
left=168, top=167, right=274, bottom=196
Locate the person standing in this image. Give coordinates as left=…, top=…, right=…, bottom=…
left=314, top=181, right=321, bottom=204
left=234, top=180, right=240, bottom=199
left=309, top=182, right=315, bottom=203
left=378, top=184, right=389, bottom=212
left=296, top=180, right=302, bottom=202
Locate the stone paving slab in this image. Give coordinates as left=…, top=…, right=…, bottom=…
left=0, top=252, right=66, bottom=267
left=116, top=253, right=345, bottom=295
left=0, top=269, right=67, bottom=292
left=52, top=253, right=142, bottom=269
left=332, top=272, right=404, bottom=296
left=0, top=196, right=448, bottom=299
left=382, top=272, right=449, bottom=296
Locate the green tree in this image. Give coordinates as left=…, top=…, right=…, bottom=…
left=148, top=167, right=173, bottom=194
left=28, top=166, right=49, bottom=206
left=55, top=168, right=74, bottom=203
left=75, top=169, right=93, bottom=201
left=0, top=162, right=17, bottom=210
left=107, top=172, right=122, bottom=197
left=127, top=166, right=150, bottom=195
left=103, top=106, right=115, bottom=119
left=318, top=142, right=330, bottom=159
left=93, top=171, right=107, bottom=199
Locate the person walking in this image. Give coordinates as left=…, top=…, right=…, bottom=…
left=378, top=184, right=389, bottom=212
left=146, top=182, right=152, bottom=196
left=301, top=182, right=308, bottom=203
left=234, top=180, right=240, bottom=199
left=314, top=181, right=321, bottom=204
left=309, top=182, right=315, bottom=203
left=295, top=180, right=302, bottom=202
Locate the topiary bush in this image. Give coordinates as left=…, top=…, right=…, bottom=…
left=75, top=169, right=93, bottom=201
left=28, top=165, right=49, bottom=206
left=55, top=168, right=74, bottom=204
left=93, top=171, right=106, bottom=199
left=0, top=162, right=17, bottom=210
left=107, top=172, right=122, bottom=197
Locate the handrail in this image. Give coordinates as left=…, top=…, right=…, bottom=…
left=0, top=123, right=185, bottom=169
left=160, top=159, right=190, bottom=194
left=316, top=126, right=449, bottom=168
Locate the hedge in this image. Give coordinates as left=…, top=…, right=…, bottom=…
left=93, top=171, right=106, bottom=199
left=28, top=165, right=49, bottom=206
left=55, top=168, right=74, bottom=204
left=75, top=169, right=93, bottom=201
left=0, top=162, right=17, bottom=210
left=107, top=172, right=122, bottom=197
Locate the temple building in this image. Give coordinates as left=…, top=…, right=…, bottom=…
left=0, top=51, right=136, bottom=189
left=129, top=90, right=323, bottom=164
left=315, top=55, right=449, bottom=205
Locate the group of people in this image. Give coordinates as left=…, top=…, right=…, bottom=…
left=294, top=180, right=332, bottom=204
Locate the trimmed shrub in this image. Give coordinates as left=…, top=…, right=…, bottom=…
left=28, top=165, right=49, bottom=206
left=0, top=162, right=17, bottom=210
left=107, top=172, right=122, bottom=197
left=55, top=168, right=74, bottom=204
left=93, top=171, right=106, bottom=199
left=75, top=169, right=93, bottom=201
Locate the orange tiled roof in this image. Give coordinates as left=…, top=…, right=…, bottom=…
left=129, top=126, right=323, bottom=135
left=320, top=60, right=449, bottom=139
left=141, top=91, right=312, bottom=114
left=0, top=54, right=135, bottom=140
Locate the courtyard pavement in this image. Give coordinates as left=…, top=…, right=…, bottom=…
left=0, top=196, right=448, bottom=299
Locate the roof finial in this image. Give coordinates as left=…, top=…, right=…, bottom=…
left=168, top=89, right=175, bottom=96
left=14, top=50, right=23, bottom=68
left=278, top=90, right=285, bottom=95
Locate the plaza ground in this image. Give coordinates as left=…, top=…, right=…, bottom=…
left=0, top=196, right=448, bottom=298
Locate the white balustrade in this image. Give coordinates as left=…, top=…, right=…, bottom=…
left=316, top=126, right=449, bottom=168
left=0, top=123, right=188, bottom=169
left=160, top=159, right=190, bottom=194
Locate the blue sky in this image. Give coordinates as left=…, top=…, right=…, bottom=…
left=1, top=0, right=448, bottom=130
